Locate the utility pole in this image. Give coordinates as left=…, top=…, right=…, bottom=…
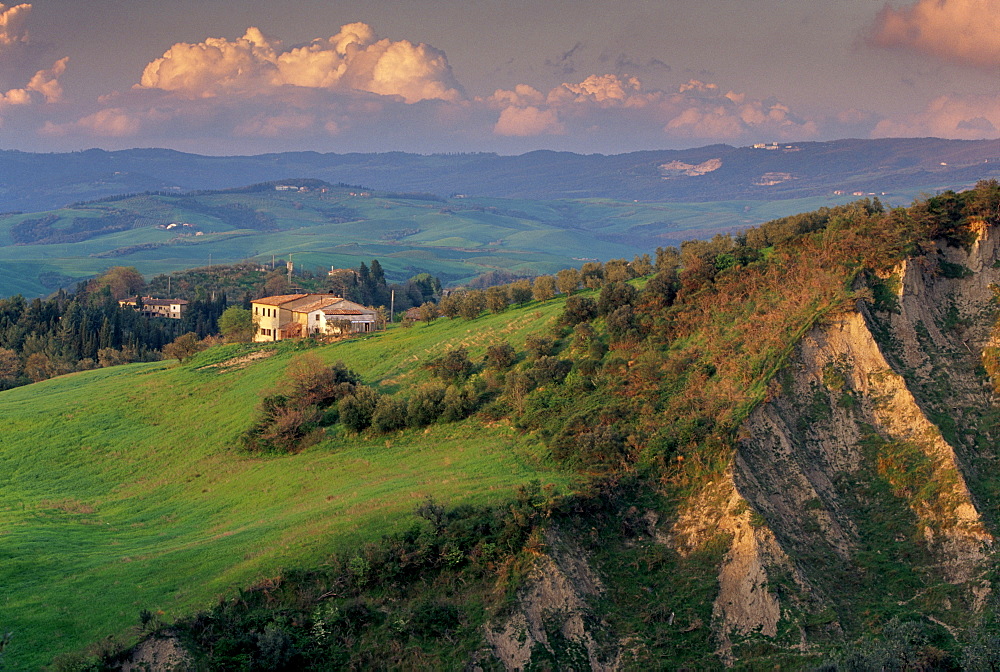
left=390, top=289, right=395, bottom=326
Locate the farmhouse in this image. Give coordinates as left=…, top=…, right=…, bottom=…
left=119, top=296, right=189, bottom=319
left=251, top=293, right=379, bottom=342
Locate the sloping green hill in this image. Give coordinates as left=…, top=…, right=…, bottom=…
left=0, top=301, right=570, bottom=670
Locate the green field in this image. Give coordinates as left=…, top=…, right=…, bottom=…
left=0, top=184, right=868, bottom=297
left=0, top=299, right=571, bottom=670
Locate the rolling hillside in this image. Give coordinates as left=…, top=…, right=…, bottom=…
left=0, top=180, right=856, bottom=298
left=5, top=183, right=1000, bottom=669
left=0, top=303, right=571, bottom=670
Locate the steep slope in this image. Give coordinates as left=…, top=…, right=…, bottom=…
left=710, top=217, right=1000, bottom=662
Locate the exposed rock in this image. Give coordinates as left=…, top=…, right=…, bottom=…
left=118, top=633, right=193, bottom=671
left=720, top=222, right=1000, bottom=664
left=485, top=528, right=617, bottom=671
left=671, top=475, right=804, bottom=665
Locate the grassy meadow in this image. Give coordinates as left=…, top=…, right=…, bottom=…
left=0, top=298, right=570, bottom=669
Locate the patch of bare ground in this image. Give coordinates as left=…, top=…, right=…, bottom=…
left=200, top=348, right=277, bottom=371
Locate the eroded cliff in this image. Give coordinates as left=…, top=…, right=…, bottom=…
left=701, top=220, right=1000, bottom=664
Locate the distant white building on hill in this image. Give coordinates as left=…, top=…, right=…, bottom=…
left=119, top=296, right=188, bottom=319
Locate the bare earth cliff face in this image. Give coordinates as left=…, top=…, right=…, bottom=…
left=684, top=222, right=1000, bottom=664
left=484, top=224, right=1000, bottom=670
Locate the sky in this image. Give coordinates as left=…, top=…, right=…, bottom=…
left=0, top=0, right=998, bottom=155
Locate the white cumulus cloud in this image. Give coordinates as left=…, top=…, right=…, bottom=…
left=139, top=22, right=463, bottom=103
left=0, top=4, right=67, bottom=112
left=486, top=74, right=817, bottom=141
left=870, top=0, right=1000, bottom=67
left=494, top=106, right=564, bottom=136
left=0, top=2, right=30, bottom=50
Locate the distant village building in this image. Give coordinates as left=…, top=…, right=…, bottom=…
left=251, top=293, right=379, bottom=342
left=119, top=297, right=189, bottom=319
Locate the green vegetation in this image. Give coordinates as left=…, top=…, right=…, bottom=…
left=0, top=181, right=875, bottom=298
left=0, top=305, right=572, bottom=669
left=5, top=180, right=1000, bottom=668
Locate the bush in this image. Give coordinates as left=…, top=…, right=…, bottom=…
left=484, top=341, right=517, bottom=370
left=409, top=601, right=461, bottom=638
left=287, top=356, right=361, bottom=408
left=440, top=384, right=479, bottom=422
left=371, top=395, right=408, bottom=433
left=524, top=334, right=556, bottom=358
left=163, top=332, right=206, bottom=363
left=529, top=356, right=573, bottom=386
left=407, top=383, right=447, bottom=427
left=425, top=347, right=476, bottom=383
left=339, top=386, right=381, bottom=433
left=606, top=305, right=639, bottom=343
left=561, top=296, right=598, bottom=325
left=241, top=395, right=322, bottom=453
left=597, top=281, right=637, bottom=316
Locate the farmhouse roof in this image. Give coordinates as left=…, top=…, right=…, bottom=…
left=143, top=297, right=188, bottom=307
left=325, top=309, right=369, bottom=316
left=293, top=296, right=344, bottom=313
left=252, top=293, right=310, bottom=306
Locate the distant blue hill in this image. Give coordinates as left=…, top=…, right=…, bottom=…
left=2, top=138, right=999, bottom=213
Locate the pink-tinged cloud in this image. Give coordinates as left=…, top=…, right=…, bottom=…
left=494, top=106, right=564, bottom=136
left=873, top=93, right=1000, bottom=139
left=0, top=4, right=66, bottom=112
left=25, top=56, right=67, bottom=102
left=139, top=22, right=463, bottom=103
left=234, top=111, right=316, bottom=138
left=487, top=75, right=818, bottom=141
left=42, top=107, right=141, bottom=137
left=555, top=74, right=644, bottom=104
left=871, top=0, right=1000, bottom=67
left=0, top=3, right=30, bottom=49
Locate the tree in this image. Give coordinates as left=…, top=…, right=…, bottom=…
left=418, top=301, right=439, bottom=322
left=603, top=258, right=634, bottom=283
left=485, top=341, right=517, bottom=370
left=426, top=347, right=476, bottom=383
left=438, top=293, right=461, bottom=318
left=163, top=332, right=205, bottom=363
left=629, top=253, right=654, bottom=276
left=508, top=279, right=533, bottom=305
left=218, top=306, right=256, bottom=342
left=532, top=275, right=556, bottom=301
left=0, top=347, right=21, bottom=385
left=23, top=352, right=51, bottom=382
left=580, top=262, right=604, bottom=289
left=459, top=290, right=486, bottom=319
left=89, top=266, right=145, bottom=300
left=561, top=296, right=598, bottom=325
left=556, top=268, right=581, bottom=295
left=485, top=286, right=509, bottom=314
